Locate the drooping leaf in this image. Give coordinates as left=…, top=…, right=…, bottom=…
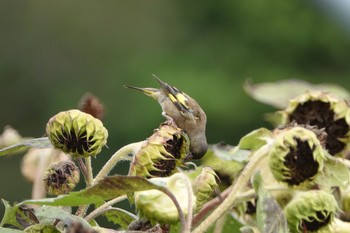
left=35, top=206, right=91, bottom=228
left=315, top=155, right=350, bottom=189
left=239, top=128, right=273, bottom=151
left=103, top=207, right=137, bottom=229
left=253, top=172, right=288, bottom=233
left=0, top=137, right=52, bottom=156
left=22, top=175, right=172, bottom=206
left=211, top=143, right=250, bottom=163
left=0, top=200, right=22, bottom=229
left=244, top=79, right=350, bottom=109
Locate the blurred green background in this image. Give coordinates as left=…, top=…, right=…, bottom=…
left=1, top=0, right=350, bottom=225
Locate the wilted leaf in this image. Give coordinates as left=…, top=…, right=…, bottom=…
left=315, top=155, right=350, bottom=189
left=253, top=173, right=288, bottom=233
left=0, top=199, right=22, bottom=229
left=103, top=207, right=137, bottom=229
left=0, top=137, right=52, bottom=157
left=35, top=206, right=91, bottom=228
left=22, top=175, right=173, bottom=206
left=211, top=143, right=250, bottom=163
left=239, top=128, right=273, bottom=151
left=244, top=79, right=350, bottom=109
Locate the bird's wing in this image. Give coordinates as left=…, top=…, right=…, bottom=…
left=156, top=78, right=198, bottom=120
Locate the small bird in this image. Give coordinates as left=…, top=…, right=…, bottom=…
left=125, top=76, right=208, bottom=159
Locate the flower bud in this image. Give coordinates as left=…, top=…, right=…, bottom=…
left=44, top=160, right=80, bottom=196
left=277, top=91, right=350, bottom=156
left=284, top=190, right=337, bottom=233
left=268, top=127, right=325, bottom=186
left=192, top=167, right=219, bottom=212
left=135, top=173, right=196, bottom=224
left=46, top=110, right=108, bottom=158
left=128, top=123, right=190, bottom=178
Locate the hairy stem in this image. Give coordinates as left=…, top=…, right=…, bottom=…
left=183, top=174, right=194, bottom=233
left=93, top=141, right=145, bottom=185
left=85, top=195, right=127, bottom=221
left=76, top=157, right=88, bottom=184
left=160, top=187, right=186, bottom=233
left=85, top=157, right=93, bottom=187
left=192, top=144, right=270, bottom=233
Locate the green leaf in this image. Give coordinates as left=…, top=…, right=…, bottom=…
left=0, top=199, right=22, bottom=229
left=239, top=128, right=273, bottom=151
left=315, top=155, right=350, bottom=189
left=253, top=173, right=288, bottom=233
left=211, top=143, right=250, bottom=163
left=0, top=137, right=52, bottom=156
left=35, top=206, right=91, bottom=228
left=0, top=228, right=23, bottom=233
left=22, top=175, right=173, bottom=206
left=244, top=79, right=350, bottom=109
left=103, top=208, right=137, bottom=229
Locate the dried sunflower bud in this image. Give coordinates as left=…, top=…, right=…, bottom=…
left=284, top=190, right=337, bottom=233
left=128, top=123, right=190, bottom=178
left=192, top=167, right=219, bottom=212
left=277, top=91, right=350, bottom=156
left=24, top=224, right=60, bottom=233
left=135, top=173, right=196, bottom=224
left=44, top=160, right=80, bottom=196
left=268, top=127, right=325, bottom=186
left=46, top=110, right=108, bottom=158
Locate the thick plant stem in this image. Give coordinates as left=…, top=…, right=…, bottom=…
left=192, top=184, right=286, bottom=227
left=76, top=157, right=89, bottom=184
left=75, top=157, right=94, bottom=217
left=192, top=144, right=270, bottom=233
left=93, top=141, right=145, bottom=185
left=85, top=157, right=93, bottom=187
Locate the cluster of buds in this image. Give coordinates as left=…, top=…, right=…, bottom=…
left=276, top=91, right=350, bottom=156
left=128, top=123, right=190, bottom=178
left=46, top=110, right=108, bottom=158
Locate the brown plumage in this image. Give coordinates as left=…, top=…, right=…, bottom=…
left=125, top=77, right=208, bottom=159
